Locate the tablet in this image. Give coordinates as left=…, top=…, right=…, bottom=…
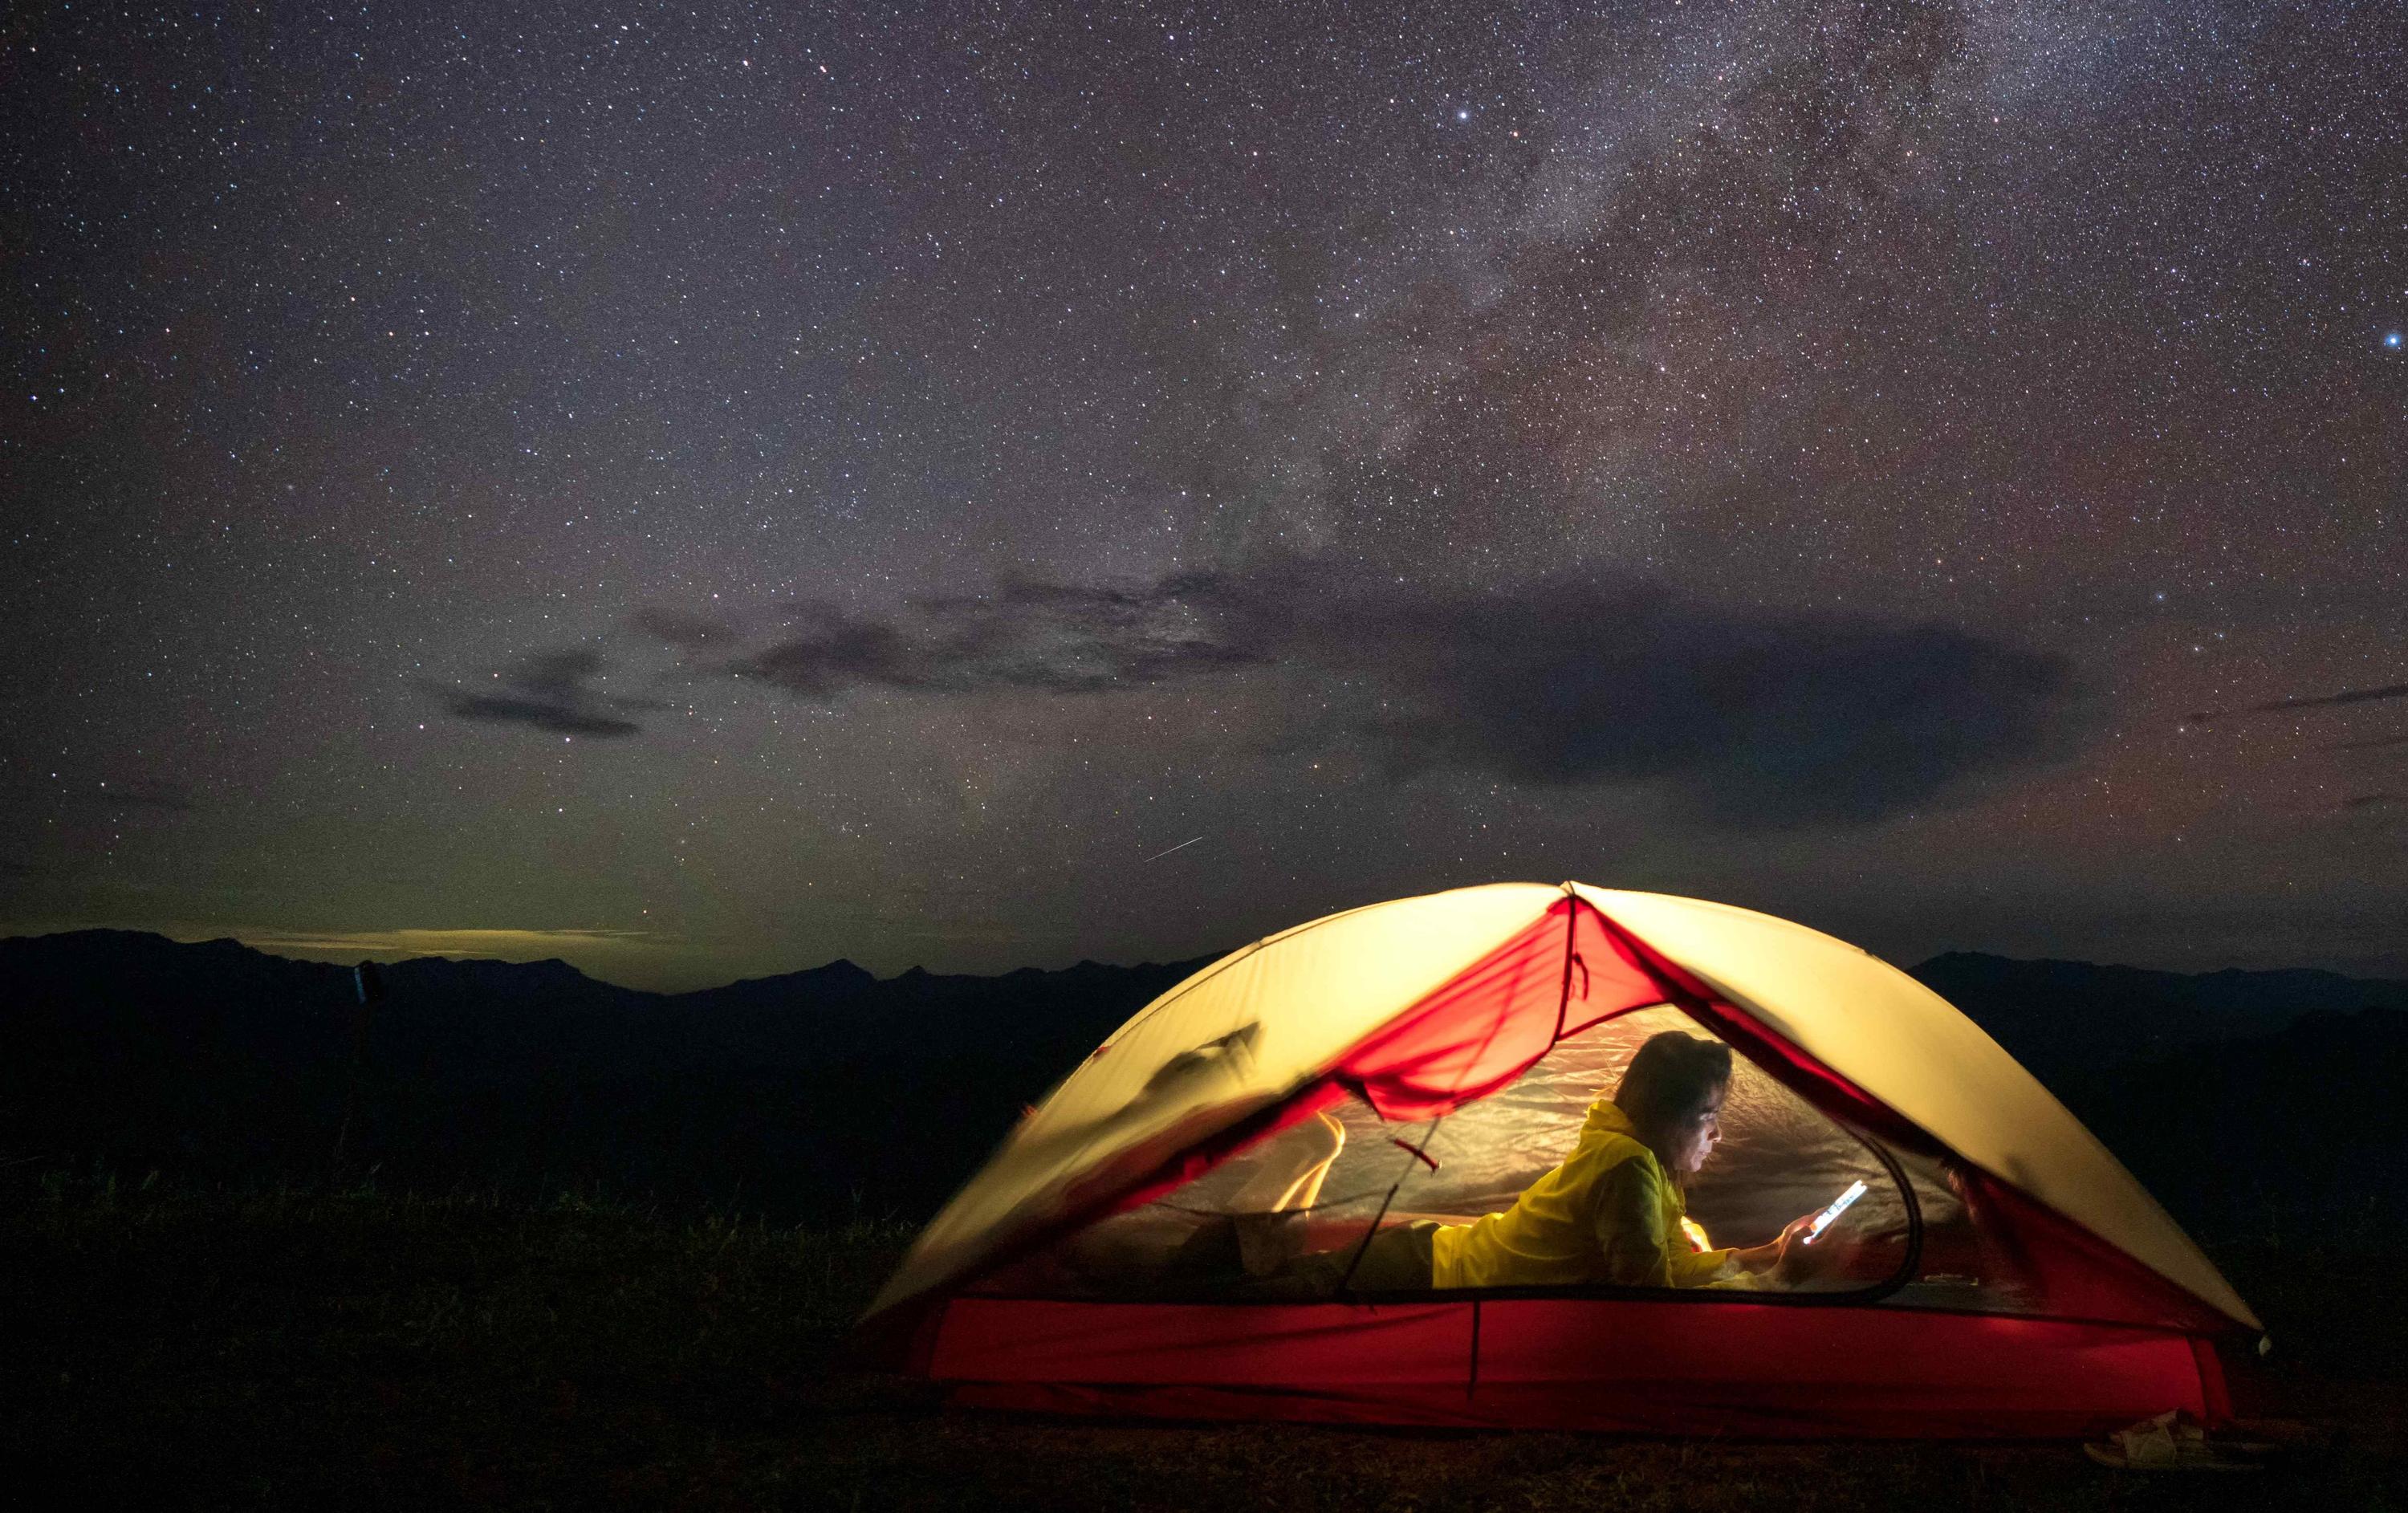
left=1802, top=1179, right=1869, bottom=1244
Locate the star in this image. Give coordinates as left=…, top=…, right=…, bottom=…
left=2386, top=331, right=2402, bottom=351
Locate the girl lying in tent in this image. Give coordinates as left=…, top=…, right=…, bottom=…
left=1174, top=1031, right=1837, bottom=1297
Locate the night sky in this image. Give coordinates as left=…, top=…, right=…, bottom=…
left=6, top=2, right=2402, bottom=991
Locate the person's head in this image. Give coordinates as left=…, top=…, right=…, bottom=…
left=1613, top=1031, right=1734, bottom=1178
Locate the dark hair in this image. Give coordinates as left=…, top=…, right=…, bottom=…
left=1613, top=1031, right=1733, bottom=1169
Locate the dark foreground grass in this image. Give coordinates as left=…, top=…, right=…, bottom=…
left=7, top=1173, right=2403, bottom=1512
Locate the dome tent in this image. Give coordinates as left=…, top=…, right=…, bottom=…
left=860, top=883, right=2257, bottom=1437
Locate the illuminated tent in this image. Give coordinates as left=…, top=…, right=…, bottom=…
left=860, top=883, right=2258, bottom=1437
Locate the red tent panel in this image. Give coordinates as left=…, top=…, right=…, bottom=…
left=936, top=1295, right=2226, bottom=1438
left=1470, top=1296, right=2227, bottom=1437
left=938, top=1297, right=1481, bottom=1428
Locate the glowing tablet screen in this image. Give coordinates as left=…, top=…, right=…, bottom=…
left=1803, top=1179, right=1869, bottom=1244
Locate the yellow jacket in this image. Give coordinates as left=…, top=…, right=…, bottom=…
left=1429, top=1097, right=1741, bottom=1289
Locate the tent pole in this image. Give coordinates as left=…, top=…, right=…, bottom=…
left=1552, top=883, right=1581, bottom=1045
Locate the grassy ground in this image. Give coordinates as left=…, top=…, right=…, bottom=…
left=7, top=1172, right=2403, bottom=1511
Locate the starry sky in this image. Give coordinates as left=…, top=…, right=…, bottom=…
left=5, top=2, right=2403, bottom=991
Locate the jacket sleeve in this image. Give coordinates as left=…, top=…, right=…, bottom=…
left=1592, top=1160, right=1739, bottom=1288
left=1673, top=1244, right=1744, bottom=1287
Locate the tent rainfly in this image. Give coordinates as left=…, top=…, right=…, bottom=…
left=858, top=883, right=2260, bottom=1437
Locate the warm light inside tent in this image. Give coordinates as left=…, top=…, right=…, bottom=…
left=975, top=1004, right=1949, bottom=1304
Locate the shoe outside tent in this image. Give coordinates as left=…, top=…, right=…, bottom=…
left=856, top=882, right=2260, bottom=1437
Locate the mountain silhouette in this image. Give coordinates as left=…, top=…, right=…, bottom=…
left=1911, top=950, right=2408, bottom=1082
left=0, top=930, right=1213, bottom=1219
left=4, top=929, right=2402, bottom=1235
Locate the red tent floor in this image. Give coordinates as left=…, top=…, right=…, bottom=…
left=930, top=1294, right=2229, bottom=1438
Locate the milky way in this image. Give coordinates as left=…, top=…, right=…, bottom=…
left=5, top=2, right=2403, bottom=987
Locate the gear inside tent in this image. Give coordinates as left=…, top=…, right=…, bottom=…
left=857, top=883, right=2258, bottom=1437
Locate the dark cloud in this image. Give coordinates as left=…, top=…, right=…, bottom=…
left=425, top=649, right=659, bottom=738
left=2341, top=793, right=2402, bottom=812
left=1326, top=578, right=2071, bottom=827
left=2333, top=733, right=2408, bottom=752
left=730, top=578, right=1259, bottom=697
left=628, top=608, right=738, bottom=649
left=714, top=562, right=2074, bottom=828
left=2187, top=683, right=2408, bottom=725
left=2264, top=683, right=2408, bottom=714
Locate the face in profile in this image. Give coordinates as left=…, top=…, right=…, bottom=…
left=1666, top=1084, right=1727, bottom=1177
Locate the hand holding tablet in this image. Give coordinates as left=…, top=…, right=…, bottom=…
left=1802, top=1179, right=1869, bottom=1245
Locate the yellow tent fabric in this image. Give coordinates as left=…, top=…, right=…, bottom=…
left=869, top=881, right=2257, bottom=1333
